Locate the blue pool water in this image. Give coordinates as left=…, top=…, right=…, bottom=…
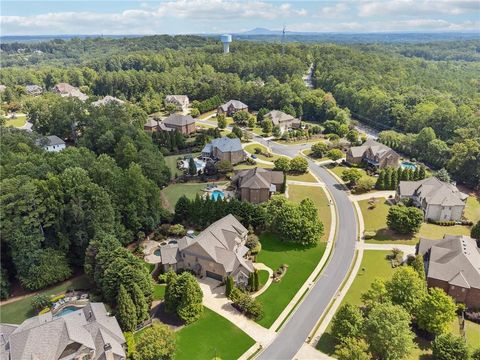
left=55, top=306, right=81, bottom=317
left=154, top=249, right=161, bottom=256
left=401, top=161, right=416, bottom=170
left=210, top=190, right=225, bottom=201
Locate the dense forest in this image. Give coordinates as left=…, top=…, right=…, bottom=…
left=1, top=35, right=479, bottom=296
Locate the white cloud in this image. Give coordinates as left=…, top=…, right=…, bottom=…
left=318, top=2, right=349, bottom=17
left=1, top=0, right=307, bottom=35
left=358, top=0, right=479, bottom=17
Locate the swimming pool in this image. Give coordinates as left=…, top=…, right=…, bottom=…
left=401, top=161, right=416, bottom=170
left=210, top=190, right=225, bottom=201
left=54, top=305, right=81, bottom=317
left=154, top=248, right=161, bottom=256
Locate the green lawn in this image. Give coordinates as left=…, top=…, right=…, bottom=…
left=5, top=114, right=27, bottom=128
left=329, top=165, right=375, bottom=184
left=286, top=171, right=318, bottom=183
left=164, top=153, right=200, bottom=179
left=153, top=284, right=166, bottom=300
left=244, top=143, right=283, bottom=163
left=258, top=270, right=270, bottom=289
left=465, top=196, right=480, bottom=222
left=176, top=307, right=255, bottom=360
left=255, top=233, right=326, bottom=328
left=198, top=110, right=216, bottom=119
left=359, top=198, right=472, bottom=245
left=288, top=185, right=332, bottom=242
left=0, top=275, right=92, bottom=324
left=234, top=163, right=273, bottom=170
left=161, top=182, right=226, bottom=211
left=144, top=261, right=155, bottom=274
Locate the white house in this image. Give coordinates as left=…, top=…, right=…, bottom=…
left=165, top=95, right=189, bottom=112
left=35, top=135, right=66, bottom=152
left=396, top=177, right=468, bottom=221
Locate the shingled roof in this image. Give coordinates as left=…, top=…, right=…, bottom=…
left=264, top=110, right=300, bottom=126
left=348, top=139, right=398, bottom=160
left=163, top=114, right=195, bottom=127
left=218, top=100, right=248, bottom=112
left=202, top=137, right=243, bottom=154
left=398, top=177, right=467, bottom=207
left=418, top=235, right=480, bottom=290
left=233, top=167, right=284, bottom=190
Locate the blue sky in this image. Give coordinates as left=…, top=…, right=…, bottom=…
left=2, top=0, right=479, bottom=35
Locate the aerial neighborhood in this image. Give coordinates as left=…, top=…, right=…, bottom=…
left=0, top=28, right=479, bottom=360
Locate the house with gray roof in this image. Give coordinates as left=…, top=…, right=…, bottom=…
left=264, top=110, right=300, bottom=133
left=217, top=100, right=248, bottom=116
left=162, top=114, right=196, bottom=135
left=0, top=302, right=126, bottom=360
left=159, top=214, right=254, bottom=285
left=165, top=95, right=189, bottom=112
left=417, top=235, right=480, bottom=308
left=25, top=84, right=43, bottom=96
left=346, top=139, right=400, bottom=169
left=91, top=95, right=125, bottom=107
left=202, top=137, right=246, bottom=165
left=396, top=177, right=467, bottom=221
left=35, top=135, right=66, bottom=152
left=232, top=167, right=285, bottom=204
left=52, top=83, right=88, bottom=102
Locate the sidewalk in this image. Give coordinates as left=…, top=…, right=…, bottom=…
left=349, top=190, right=396, bottom=201
left=252, top=263, right=274, bottom=298
left=360, top=243, right=416, bottom=258
left=287, top=180, right=324, bottom=187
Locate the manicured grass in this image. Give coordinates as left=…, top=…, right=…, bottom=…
left=161, top=182, right=226, bottom=211
left=234, top=163, right=273, bottom=170
left=244, top=143, right=282, bottom=163
left=255, top=233, right=326, bottom=328
left=359, top=198, right=472, bottom=245
left=5, top=115, right=27, bottom=128
left=465, top=196, right=480, bottom=222
left=144, top=261, right=155, bottom=274
left=0, top=275, right=92, bottom=324
left=286, top=171, right=318, bottom=183
left=175, top=307, right=255, bottom=360
left=288, top=185, right=332, bottom=242
left=329, top=165, right=375, bottom=184
left=164, top=153, right=200, bottom=179
left=258, top=270, right=270, bottom=289
left=153, top=284, right=166, bottom=300
left=251, top=127, right=265, bottom=136
left=198, top=110, right=216, bottom=119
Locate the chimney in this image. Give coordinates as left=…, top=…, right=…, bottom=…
left=104, top=343, right=114, bottom=360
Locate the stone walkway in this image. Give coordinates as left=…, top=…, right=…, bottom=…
left=252, top=263, right=273, bottom=298
left=198, top=278, right=276, bottom=345
left=287, top=180, right=325, bottom=187
left=360, top=243, right=417, bottom=258
left=349, top=190, right=396, bottom=201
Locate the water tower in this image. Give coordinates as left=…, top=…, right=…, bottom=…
left=220, top=34, right=232, bottom=54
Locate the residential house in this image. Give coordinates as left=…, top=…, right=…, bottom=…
left=165, top=95, right=189, bottom=112
left=417, top=235, right=480, bottom=308
left=25, top=84, right=43, bottom=96
left=35, top=135, right=66, bottom=152
left=52, top=83, right=88, bottom=101
left=161, top=114, right=196, bottom=135
left=159, top=214, right=254, bottom=285
left=264, top=110, right=301, bottom=133
left=217, top=100, right=248, bottom=116
left=0, top=302, right=126, bottom=360
left=346, top=139, right=400, bottom=169
left=91, top=95, right=125, bottom=107
left=396, top=177, right=467, bottom=221
left=202, top=137, right=246, bottom=165
left=232, top=167, right=285, bottom=204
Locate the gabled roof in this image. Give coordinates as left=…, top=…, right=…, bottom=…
left=91, top=95, right=125, bottom=107
left=165, top=95, right=189, bottom=104
left=25, top=84, right=43, bottom=94
left=233, top=167, right=284, bottom=190
left=264, top=110, right=299, bottom=126
left=418, top=235, right=480, bottom=289
left=203, top=137, right=243, bottom=153
left=348, top=139, right=399, bottom=160
left=398, top=177, right=467, bottom=207
left=218, top=100, right=248, bottom=112
left=52, top=83, right=88, bottom=101
left=35, top=135, right=65, bottom=147
left=163, top=114, right=195, bottom=127
left=1, top=303, right=125, bottom=360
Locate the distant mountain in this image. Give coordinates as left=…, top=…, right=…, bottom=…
left=240, top=28, right=283, bottom=35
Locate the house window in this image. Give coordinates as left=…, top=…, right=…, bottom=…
left=461, top=288, right=466, bottom=293
left=450, top=285, right=455, bottom=290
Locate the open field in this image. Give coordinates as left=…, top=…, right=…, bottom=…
left=255, top=233, right=326, bottom=328
left=359, top=198, right=472, bottom=245
left=0, top=275, right=91, bottom=324
left=175, top=308, right=255, bottom=360
left=288, top=185, right=332, bottom=242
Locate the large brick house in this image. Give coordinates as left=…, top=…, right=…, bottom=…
left=264, top=110, right=301, bottom=133
left=162, top=114, right=196, bottom=135
left=396, top=177, right=467, bottom=221
left=159, top=214, right=254, bottom=285
left=217, top=100, right=248, bottom=116
left=232, top=167, right=284, bottom=204
left=52, top=83, right=88, bottom=102
left=346, top=139, right=400, bottom=169
left=201, top=137, right=246, bottom=165
left=417, top=235, right=480, bottom=308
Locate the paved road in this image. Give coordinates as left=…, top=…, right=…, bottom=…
left=254, top=137, right=358, bottom=360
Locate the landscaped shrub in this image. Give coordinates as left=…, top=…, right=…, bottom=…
left=50, top=294, right=66, bottom=303
left=230, top=288, right=263, bottom=320
left=169, top=224, right=186, bottom=237
left=245, top=234, right=261, bottom=254
left=31, top=294, right=51, bottom=313
left=363, top=231, right=377, bottom=239
left=465, top=310, right=480, bottom=324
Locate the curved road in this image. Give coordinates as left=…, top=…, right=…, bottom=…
left=254, top=137, right=358, bottom=360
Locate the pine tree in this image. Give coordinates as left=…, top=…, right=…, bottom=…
left=248, top=272, right=254, bottom=292
left=280, top=173, right=287, bottom=193
left=385, top=168, right=392, bottom=190
left=117, top=285, right=137, bottom=332
left=254, top=270, right=260, bottom=291
left=376, top=170, right=385, bottom=190
left=164, top=270, right=180, bottom=313
left=397, top=167, right=403, bottom=182
left=226, top=275, right=234, bottom=297
left=130, top=283, right=150, bottom=323
left=419, top=165, right=426, bottom=180
left=177, top=273, right=203, bottom=324
left=188, top=157, right=196, bottom=176
left=391, top=168, right=398, bottom=190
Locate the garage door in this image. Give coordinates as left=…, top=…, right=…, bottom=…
left=206, top=271, right=223, bottom=281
